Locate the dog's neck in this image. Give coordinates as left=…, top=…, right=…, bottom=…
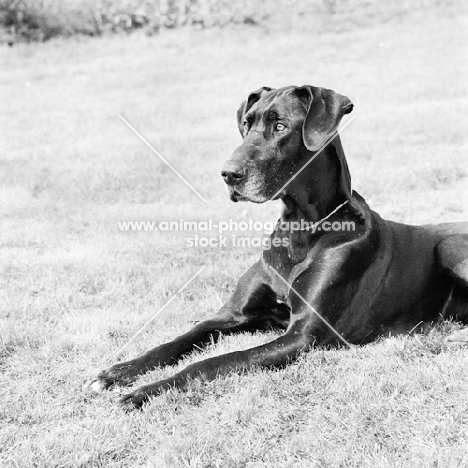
left=280, top=139, right=351, bottom=225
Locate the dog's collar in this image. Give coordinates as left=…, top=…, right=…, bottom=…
left=295, top=199, right=349, bottom=232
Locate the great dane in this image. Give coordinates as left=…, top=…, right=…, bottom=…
left=88, top=85, right=468, bottom=410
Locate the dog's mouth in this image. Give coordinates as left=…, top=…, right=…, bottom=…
left=224, top=172, right=270, bottom=203
left=227, top=186, right=248, bottom=202
left=226, top=185, right=271, bottom=204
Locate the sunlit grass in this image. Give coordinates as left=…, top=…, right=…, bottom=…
left=1, top=8, right=468, bottom=468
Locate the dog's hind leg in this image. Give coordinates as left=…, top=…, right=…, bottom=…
left=436, top=234, right=468, bottom=343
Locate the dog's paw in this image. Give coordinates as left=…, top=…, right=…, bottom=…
left=84, top=378, right=110, bottom=393
left=84, top=372, right=122, bottom=393
left=84, top=362, right=141, bottom=393
left=118, top=380, right=174, bottom=411
left=119, top=389, right=150, bottom=411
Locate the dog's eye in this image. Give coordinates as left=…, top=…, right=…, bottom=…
left=275, top=123, right=286, bottom=132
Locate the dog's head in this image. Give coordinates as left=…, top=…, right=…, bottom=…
left=221, top=85, right=353, bottom=203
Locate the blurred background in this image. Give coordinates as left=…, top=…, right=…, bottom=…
left=1, top=0, right=463, bottom=42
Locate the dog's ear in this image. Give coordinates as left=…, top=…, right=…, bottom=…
left=295, top=85, right=354, bottom=199
left=294, top=85, right=353, bottom=151
left=236, top=87, right=273, bottom=136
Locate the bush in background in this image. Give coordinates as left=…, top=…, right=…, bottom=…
left=0, top=0, right=464, bottom=43
left=0, top=0, right=271, bottom=42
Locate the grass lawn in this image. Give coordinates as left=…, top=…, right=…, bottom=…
left=1, top=6, right=468, bottom=468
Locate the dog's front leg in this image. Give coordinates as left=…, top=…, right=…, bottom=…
left=87, top=310, right=252, bottom=392
left=87, top=262, right=287, bottom=392
left=119, top=315, right=313, bottom=410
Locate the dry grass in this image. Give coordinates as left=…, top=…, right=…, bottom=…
left=1, top=7, right=468, bottom=468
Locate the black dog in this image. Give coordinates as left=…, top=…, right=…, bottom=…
left=88, top=85, right=468, bottom=410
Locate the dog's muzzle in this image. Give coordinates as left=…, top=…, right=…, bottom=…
left=221, top=161, right=247, bottom=186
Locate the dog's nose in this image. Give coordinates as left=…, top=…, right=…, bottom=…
left=221, top=162, right=246, bottom=185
